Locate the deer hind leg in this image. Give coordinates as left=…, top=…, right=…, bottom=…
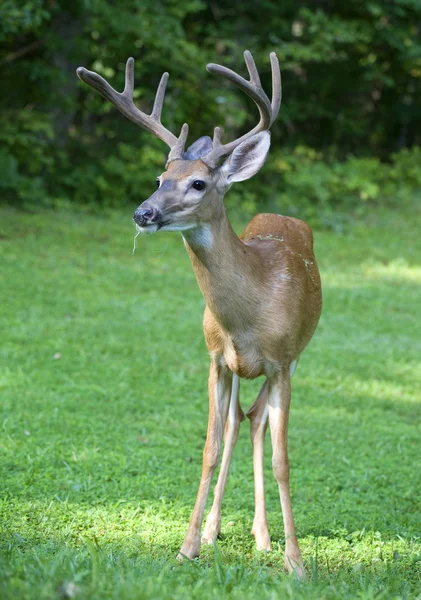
left=177, top=360, right=232, bottom=560
left=268, top=366, right=305, bottom=578
left=202, top=373, right=245, bottom=544
left=247, top=380, right=271, bottom=551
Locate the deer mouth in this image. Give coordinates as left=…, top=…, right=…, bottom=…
left=133, top=215, right=173, bottom=234
left=136, top=223, right=159, bottom=235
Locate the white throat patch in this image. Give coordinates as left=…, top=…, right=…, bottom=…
left=183, top=225, right=214, bottom=250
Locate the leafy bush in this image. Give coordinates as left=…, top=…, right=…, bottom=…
left=389, top=147, right=421, bottom=192
left=0, top=110, right=55, bottom=205
left=247, top=145, right=421, bottom=227
left=59, top=140, right=166, bottom=208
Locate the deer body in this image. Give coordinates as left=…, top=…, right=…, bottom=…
left=77, top=49, right=322, bottom=577
left=185, top=211, right=321, bottom=379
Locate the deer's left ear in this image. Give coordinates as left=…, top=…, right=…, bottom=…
left=185, top=136, right=213, bottom=160
left=221, top=131, right=271, bottom=183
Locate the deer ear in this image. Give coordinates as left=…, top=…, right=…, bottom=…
left=221, top=132, right=271, bottom=183
left=184, top=136, right=213, bottom=160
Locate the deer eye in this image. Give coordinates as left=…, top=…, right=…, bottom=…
left=192, top=180, right=206, bottom=191
left=156, top=178, right=160, bottom=188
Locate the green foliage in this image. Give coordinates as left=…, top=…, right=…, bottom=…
left=280, top=146, right=420, bottom=206
left=0, top=1, right=51, bottom=39
left=60, top=140, right=167, bottom=207
left=0, top=202, right=420, bottom=598
left=270, top=148, right=388, bottom=211
left=0, top=109, right=55, bottom=204
left=225, top=146, right=421, bottom=229
left=1, top=0, right=421, bottom=211
left=390, top=146, right=421, bottom=190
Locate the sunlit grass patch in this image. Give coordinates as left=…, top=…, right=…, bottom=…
left=362, top=258, right=421, bottom=283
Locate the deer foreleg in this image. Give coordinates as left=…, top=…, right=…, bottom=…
left=177, top=360, right=232, bottom=560
left=202, top=374, right=244, bottom=544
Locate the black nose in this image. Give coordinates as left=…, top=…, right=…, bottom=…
left=133, top=207, right=155, bottom=226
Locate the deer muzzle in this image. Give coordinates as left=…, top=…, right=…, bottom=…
left=133, top=205, right=160, bottom=227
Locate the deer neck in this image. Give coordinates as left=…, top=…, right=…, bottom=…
left=182, top=205, right=261, bottom=331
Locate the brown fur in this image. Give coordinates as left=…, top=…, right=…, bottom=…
left=185, top=210, right=322, bottom=379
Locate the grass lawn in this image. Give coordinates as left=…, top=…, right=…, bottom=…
left=0, top=201, right=420, bottom=599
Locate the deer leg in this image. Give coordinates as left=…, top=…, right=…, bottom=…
left=247, top=380, right=271, bottom=551
left=202, top=374, right=245, bottom=544
left=268, top=367, right=305, bottom=578
left=177, top=360, right=232, bottom=560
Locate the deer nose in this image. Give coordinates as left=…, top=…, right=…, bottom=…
left=133, top=206, right=156, bottom=226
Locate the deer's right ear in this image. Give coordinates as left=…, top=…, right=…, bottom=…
left=221, top=132, right=271, bottom=183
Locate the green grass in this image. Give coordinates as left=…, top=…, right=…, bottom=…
left=0, top=202, right=420, bottom=599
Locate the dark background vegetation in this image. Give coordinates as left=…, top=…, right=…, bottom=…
left=1, top=0, right=421, bottom=223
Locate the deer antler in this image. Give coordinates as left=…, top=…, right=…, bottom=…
left=202, top=51, right=281, bottom=167
left=77, top=52, right=281, bottom=167
left=76, top=57, right=188, bottom=160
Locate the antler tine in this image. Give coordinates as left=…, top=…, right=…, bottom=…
left=270, top=52, right=282, bottom=125
left=123, top=56, right=135, bottom=97
left=212, top=126, right=222, bottom=147
left=167, top=123, right=189, bottom=164
left=76, top=58, right=179, bottom=149
left=151, top=72, right=169, bottom=122
left=208, top=126, right=224, bottom=163
left=244, top=50, right=261, bottom=87
left=203, top=50, right=281, bottom=167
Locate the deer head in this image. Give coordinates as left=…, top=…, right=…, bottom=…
left=76, top=51, right=281, bottom=234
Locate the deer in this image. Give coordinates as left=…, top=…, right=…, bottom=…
left=76, top=49, right=322, bottom=577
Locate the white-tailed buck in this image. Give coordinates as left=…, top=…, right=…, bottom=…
left=77, top=50, right=322, bottom=577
